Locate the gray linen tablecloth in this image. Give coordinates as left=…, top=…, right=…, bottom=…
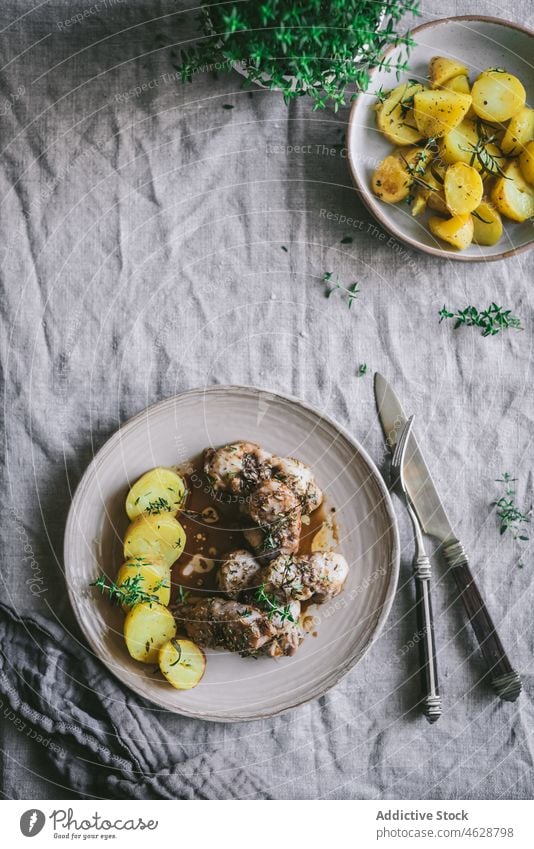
left=1, top=0, right=533, bottom=799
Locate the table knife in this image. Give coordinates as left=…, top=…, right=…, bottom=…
left=374, top=372, right=522, bottom=702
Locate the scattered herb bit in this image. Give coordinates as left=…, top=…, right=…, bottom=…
left=494, top=473, right=530, bottom=541
left=175, top=1, right=420, bottom=112
left=357, top=363, right=368, bottom=377
left=323, top=272, right=360, bottom=309
left=340, top=236, right=353, bottom=245
left=281, top=245, right=288, bottom=252
left=145, top=496, right=171, bottom=514
left=255, top=583, right=295, bottom=622
left=439, top=303, right=523, bottom=337
left=222, top=103, right=234, bottom=109
left=90, top=573, right=160, bottom=608
left=176, top=585, right=190, bottom=604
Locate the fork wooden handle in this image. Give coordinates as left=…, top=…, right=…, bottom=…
left=413, top=554, right=442, bottom=723
left=443, top=541, right=522, bottom=702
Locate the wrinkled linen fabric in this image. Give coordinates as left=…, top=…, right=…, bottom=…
left=1, top=0, right=533, bottom=800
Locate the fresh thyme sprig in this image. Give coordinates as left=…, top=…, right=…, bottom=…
left=460, top=123, right=508, bottom=178
left=439, top=304, right=523, bottom=337
left=494, top=473, right=530, bottom=541
left=323, top=272, right=360, bottom=309
left=255, top=584, right=295, bottom=623
left=90, top=572, right=167, bottom=608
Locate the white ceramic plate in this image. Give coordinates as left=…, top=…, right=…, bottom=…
left=64, top=386, right=399, bottom=721
left=348, top=16, right=534, bottom=262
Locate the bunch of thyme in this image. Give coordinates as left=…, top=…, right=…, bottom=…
left=176, top=1, right=419, bottom=111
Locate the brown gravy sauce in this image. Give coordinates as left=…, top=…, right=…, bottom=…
left=171, top=455, right=335, bottom=608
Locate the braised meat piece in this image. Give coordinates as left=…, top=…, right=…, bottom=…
left=175, top=597, right=276, bottom=654
left=243, top=513, right=302, bottom=562
left=175, top=596, right=302, bottom=657
left=242, top=479, right=303, bottom=562
left=217, top=549, right=262, bottom=597
left=262, top=551, right=349, bottom=603
left=271, top=456, right=323, bottom=514
left=203, top=441, right=272, bottom=495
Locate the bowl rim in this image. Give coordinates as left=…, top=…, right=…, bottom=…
left=63, top=383, right=400, bottom=721
left=347, top=15, right=534, bottom=263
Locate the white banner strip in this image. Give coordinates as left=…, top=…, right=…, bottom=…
left=3, top=799, right=534, bottom=848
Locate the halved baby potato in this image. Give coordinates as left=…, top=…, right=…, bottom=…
left=444, top=162, right=483, bottom=215
left=124, top=602, right=177, bottom=664
left=442, top=74, right=470, bottom=96
left=413, top=90, right=472, bottom=138
left=376, top=81, right=425, bottom=146
left=125, top=467, right=186, bottom=521
left=429, top=57, right=469, bottom=89
left=124, top=513, right=186, bottom=568
left=371, top=154, right=413, bottom=203
left=519, top=140, right=534, bottom=185
left=116, top=557, right=171, bottom=609
left=501, top=107, right=534, bottom=156
left=471, top=200, right=503, bottom=246
left=491, top=159, right=534, bottom=221
left=471, top=70, right=526, bottom=123
left=439, top=119, right=479, bottom=166
left=159, top=638, right=206, bottom=690
left=429, top=214, right=474, bottom=250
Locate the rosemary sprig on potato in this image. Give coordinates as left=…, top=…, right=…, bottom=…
left=371, top=57, right=534, bottom=251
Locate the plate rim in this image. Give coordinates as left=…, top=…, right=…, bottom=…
left=64, top=384, right=400, bottom=722
left=347, top=15, right=534, bottom=263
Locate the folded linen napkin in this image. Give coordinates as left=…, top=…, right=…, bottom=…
left=0, top=602, right=273, bottom=799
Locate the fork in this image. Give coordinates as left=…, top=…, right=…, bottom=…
left=392, top=416, right=442, bottom=723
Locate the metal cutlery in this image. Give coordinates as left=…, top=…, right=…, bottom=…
left=374, top=372, right=522, bottom=703
left=392, top=416, right=442, bottom=722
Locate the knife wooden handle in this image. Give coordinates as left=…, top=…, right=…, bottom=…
left=443, top=541, right=522, bottom=702
left=413, top=555, right=442, bottom=723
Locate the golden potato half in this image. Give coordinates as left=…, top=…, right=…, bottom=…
left=116, top=557, right=171, bottom=609
left=126, top=467, right=186, bottom=521
left=124, top=602, right=177, bottom=664
left=159, top=639, right=206, bottom=690
left=124, top=513, right=186, bottom=568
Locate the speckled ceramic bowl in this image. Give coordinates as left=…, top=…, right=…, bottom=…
left=348, top=16, right=534, bottom=261
left=64, top=386, right=399, bottom=721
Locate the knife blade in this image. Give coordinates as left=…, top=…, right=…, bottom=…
left=374, top=372, right=522, bottom=703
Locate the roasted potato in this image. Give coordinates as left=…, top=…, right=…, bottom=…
left=444, top=162, right=483, bottom=215
left=501, top=107, right=534, bottom=156
left=471, top=200, right=503, bottom=246
left=428, top=214, right=474, bottom=250
left=376, top=81, right=425, bottom=146
left=124, top=602, right=177, bottom=664
left=125, top=467, right=186, bottom=521
left=159, top=639, right=206, bottom=690
left=124, top=513, right=186, bottom=568
left=442, top=74, right=470, bottom=96
left=519, top=140, right=534, bottom=185
left=491, top=159, right=534, bottom=222
left=471, top=70, right=525, bottom=123
left=116, top=557, right=171, bottom=609
left=371, top=154, right=413, bottom=203
left=413, top=90, right=472, bottom=138
left=430, top=57, right=469, bottom=89
left=439, top=119, right=479, bottom=166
